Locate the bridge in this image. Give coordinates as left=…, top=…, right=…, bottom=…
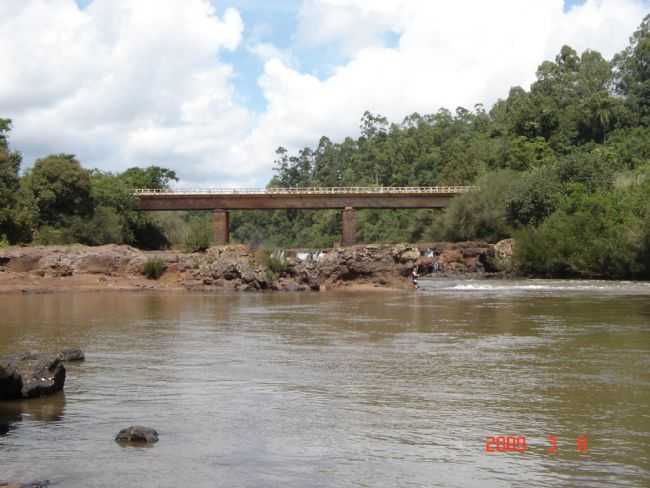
left=134, top=186, right=473, bottom=245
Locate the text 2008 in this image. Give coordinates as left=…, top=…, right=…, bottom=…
left=485, top=436, right=527, bottom=453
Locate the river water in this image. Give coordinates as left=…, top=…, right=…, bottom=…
left=1, top=279, right=649, bottom=487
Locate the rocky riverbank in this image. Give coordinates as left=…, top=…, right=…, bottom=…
left=0, top=241, right=512, bottom=294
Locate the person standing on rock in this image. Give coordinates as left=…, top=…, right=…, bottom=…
left=411, top=266, right=419, bottom=289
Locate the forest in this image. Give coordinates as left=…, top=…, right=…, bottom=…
left=1, top=15, right=649, bottom=278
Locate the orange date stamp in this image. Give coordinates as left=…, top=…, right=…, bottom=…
left=485, top=435, right=588, bottom=454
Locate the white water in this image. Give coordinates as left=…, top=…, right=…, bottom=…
left=421, top=278, right=650, bottom=295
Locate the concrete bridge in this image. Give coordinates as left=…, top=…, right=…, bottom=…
left=134, top=186, right=473, bottom=245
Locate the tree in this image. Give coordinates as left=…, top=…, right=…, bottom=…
left=506, top=165, right=562, bottom=227
left=26, top=154, right=93, bottom=227
left=515, top=185, right=643, bottom=278
left=0, top=119, right=22, bottom=240
left=613, top=15, right=650, bottom=125
left=433, top=171, right=517, bottom=242
left=120, top=166, right=178, bottom=190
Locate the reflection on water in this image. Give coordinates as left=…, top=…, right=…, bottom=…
left=0, top=392, right=66, bottom=423
left=0, top=283, right=649, bottom=488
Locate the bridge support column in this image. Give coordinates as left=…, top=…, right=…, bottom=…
left=213, top=209, right=229, bottom=245
left=342, top=206, right=356, bottom=246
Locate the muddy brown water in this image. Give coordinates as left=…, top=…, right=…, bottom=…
left=0, top=279, right=649, bottom=487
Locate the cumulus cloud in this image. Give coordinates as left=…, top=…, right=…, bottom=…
left=1, top=0, right=648, bottom=187
left=1, top=0, right=249, bottom=185
left=257, top=0, right=649, bottom=155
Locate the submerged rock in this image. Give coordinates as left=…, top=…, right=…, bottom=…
left=57, top=348, right=85, bottom=362
left=0, top=354, right=65, bottom=400
left=0, top=481, right=50, bottom=488
left=115, top=425, right=159, bottom=445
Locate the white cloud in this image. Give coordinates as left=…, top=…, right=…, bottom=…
left=1, top=0, right=249, bottom=185
left=253, top=0, right=649, bottom=172
left=297, top=0, right=398, bottom=56
left=248, top=42, right=296, bottom=67
left=1, top=0, right=648, bottom=187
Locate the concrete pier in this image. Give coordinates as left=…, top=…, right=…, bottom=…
left=342, top=207, right=357, bottom=246
left=212, top=209, right=229, bottom=245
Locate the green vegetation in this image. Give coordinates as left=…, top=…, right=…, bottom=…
left=183, top=215, right=213, bottom=252
left=1, top=16, right=649, bottom=279
left=143, top=258, right=166, bottom=280
left=254, top=248, right=290, bottom=281
left=227, top=16, right=650, bottom=279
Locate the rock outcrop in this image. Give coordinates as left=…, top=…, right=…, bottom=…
left=0, top=241, right=507, bottom=294
left=293, top=244, right=421, bottom=290
left=0, top=354, right=65, bottom=400
left=414, top=241, right=496, bottom=274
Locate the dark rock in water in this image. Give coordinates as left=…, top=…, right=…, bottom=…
left=57, top=348, right=85, bottom=362
left=0, top=481, right=50, bottom=488
left=0, top=354, right=65, bottom=400
left=115, top=425, right=159, bottom=444
left=0, top=364, right=23, bottom=401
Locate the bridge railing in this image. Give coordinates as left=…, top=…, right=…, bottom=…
left=133, top=186, right=477, bottom=196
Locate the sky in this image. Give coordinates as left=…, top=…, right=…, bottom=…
left=1, top=0, right=649, bottom=187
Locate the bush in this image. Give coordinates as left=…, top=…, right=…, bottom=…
left=34, top=225, right=76, bottom=245
left=71, top=207, right=125, bottom=245
left=0, top=234, right=9, bottom=248
left=143, top=258, right=166, bottom=280
left=184, top=217, right=212, bottom=252
left=514, top=186, right=643, bottom=278
left=255, top=248, right=289, bottom=281
left=434, top=170, right=517, bottom=242
left=268, top=255, right=289, bottom=274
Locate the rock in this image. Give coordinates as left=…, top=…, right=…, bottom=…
left=0, top=354, right=65, bottom=400
left=57, top=348, right=85, bottom=362
left=115, top=425, right=159, bottom=445
left=0, top=481, right=50, bottom=488
left=1, top=241, right=502, bottom=293
left=0, top=364, right=23, bottom=400
left=494, top=238, right=514, bottom=258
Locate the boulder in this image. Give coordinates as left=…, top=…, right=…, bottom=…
left=495, top=239, right=513, bottom=267
left=0, top=364, right=23, bottom=400
left=115, top=426, right=159, bottom=445
left=57, top=348, right=85, bottom=362
left=494, top=238, right=514, bottom=259
left=0, top=354, right=65, bottom=400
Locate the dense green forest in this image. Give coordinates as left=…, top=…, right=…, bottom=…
left=1, top=16, right=649, bottom=278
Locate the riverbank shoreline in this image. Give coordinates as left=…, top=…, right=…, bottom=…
left=0, top=242, right=510, bottom=295
left=0, top=272, right=421, bottom=295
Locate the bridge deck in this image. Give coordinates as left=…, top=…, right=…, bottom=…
left=134, top=186, right=473, bottom=210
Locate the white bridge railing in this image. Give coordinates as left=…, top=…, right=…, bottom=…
left=133, top=186, right=476, bottom=196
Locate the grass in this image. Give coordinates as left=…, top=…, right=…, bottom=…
left=143, top=258, right=166, bottom=280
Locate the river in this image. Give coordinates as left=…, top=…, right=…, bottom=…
left=1, top=279, right=649, bottom=487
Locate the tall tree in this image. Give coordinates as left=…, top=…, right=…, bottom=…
left=26, top=154, right=93, bottom=226
left=613, top=14, right=650, bottom=125
left=0, top=119, right=22, bottom=240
